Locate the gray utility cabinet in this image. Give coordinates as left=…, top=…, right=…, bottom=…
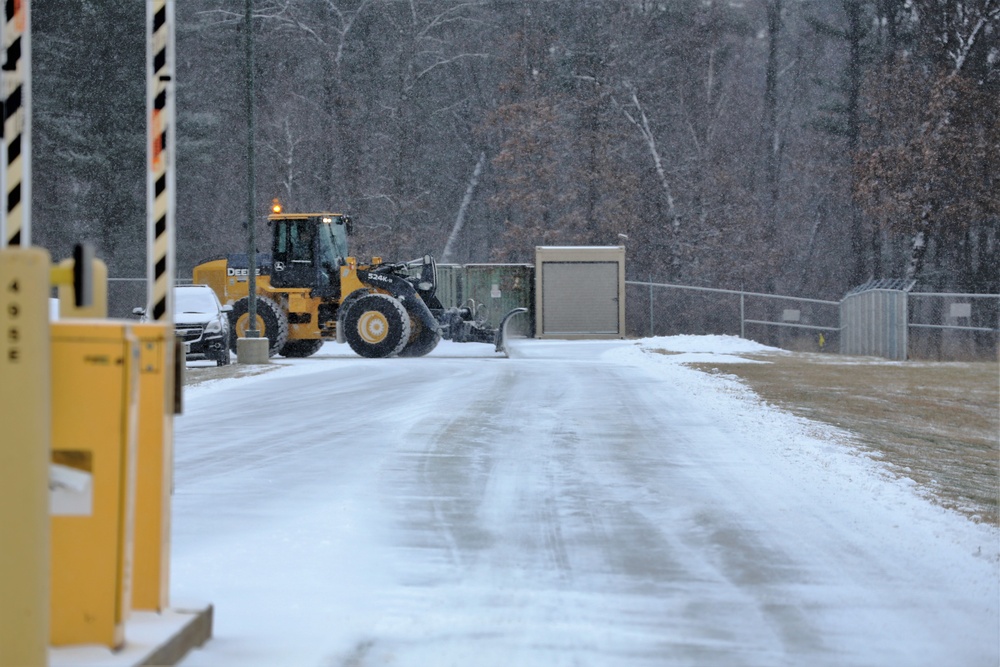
left=534, top=246, right=626, bottom=339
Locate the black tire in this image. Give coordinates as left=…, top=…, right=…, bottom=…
left=228, top=295, right=289, bottom=357
left=343, top=293, right=410, bottom=358
left=398, top=297, right=441, bottom=358
left=279, top=339, right=324, bottom=358
left=336, top=288, right=372, bottom=340
left=216, top=346, right=231, bottom=366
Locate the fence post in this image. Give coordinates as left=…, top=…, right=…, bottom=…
left=740, top=291, right=745, bottom=339
left=648, top=276, right=653, bottom=337
left=903, top=290, right=909, bottom=360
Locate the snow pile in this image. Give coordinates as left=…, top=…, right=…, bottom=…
left=637, top=333, right=786, bottom=364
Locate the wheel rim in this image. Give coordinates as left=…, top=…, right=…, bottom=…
left=408, top=315, right=423, bottom=341
left=235, top=313, right=265, bottom=338
left=357, top=310, right=389, bottom=344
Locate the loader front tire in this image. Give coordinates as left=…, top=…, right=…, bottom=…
left=344, top=293, right=410, bottom=358
left=398, top=297, right=441, bottom=358
left=229, top=295, right=289, bottom=358
left=279, top=339, right=324, bottom=358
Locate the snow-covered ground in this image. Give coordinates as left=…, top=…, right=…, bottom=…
left=170, top=336, right=999, bottom=667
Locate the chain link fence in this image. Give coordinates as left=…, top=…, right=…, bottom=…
left=625, top=281, right=841, bottom=353
left=626, top=280, right=998, bottom=360
left=907, top=292, right=999, bottom=361
left=108, top=275, right=997, bottom=361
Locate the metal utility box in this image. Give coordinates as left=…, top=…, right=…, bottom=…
left=50, top=320, right=139, bottom=649
left=464, top=264, right=534, bottom=337
left=840, top=285, right=909, bottom=360
left=131, top=322, right=176, bottom=612
left=534, top=246, right=625, bottom=339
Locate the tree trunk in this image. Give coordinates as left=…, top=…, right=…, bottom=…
left=763, top=0, right=781, bottom=243
left=904, top=229, right=927, bottom=281
left=441, top=151, right=486, bottom=263
left=844, top=0, right=867, bottom=285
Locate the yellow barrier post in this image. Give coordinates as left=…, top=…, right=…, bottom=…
left=0, top=247, right=52, bottom=667
left=55, top=255, right=107, bottom=319
left=130, top=321, right=175, bottom=612
left=49, top=321, right=139, bottom=649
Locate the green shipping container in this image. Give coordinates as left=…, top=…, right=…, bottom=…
left=463, top=264, right=534, bottom=337
left=432, top=264, right=463, bottom=311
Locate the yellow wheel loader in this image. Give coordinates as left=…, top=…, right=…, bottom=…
left=191, top=207, right=525, bottom=359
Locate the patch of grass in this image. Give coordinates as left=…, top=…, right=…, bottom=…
left=182, top=361, right=280, bottom=388
left=686, top=352, right=1000, bottom=525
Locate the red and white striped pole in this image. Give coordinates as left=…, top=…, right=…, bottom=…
left=1, top=0, right=30, bottom=248
left=147, top=0, right=175, bottom=321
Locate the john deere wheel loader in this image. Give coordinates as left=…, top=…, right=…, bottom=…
left=191, top=205, right=525, bottom=359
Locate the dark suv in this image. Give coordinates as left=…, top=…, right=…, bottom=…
left=173, top=285, right=232, bottom=366
left=133, top=286, right=232, bottom=365
left=132, top=285, right=233, bottom=366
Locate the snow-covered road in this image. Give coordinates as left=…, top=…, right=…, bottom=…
left=172, top=337, right=999, bottom=667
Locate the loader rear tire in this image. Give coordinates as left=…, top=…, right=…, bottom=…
left=280, top=339, right=324, bottom=358
left=344, top=293, right=410, bottom=358
left=228, top=295, right=289, bottom=358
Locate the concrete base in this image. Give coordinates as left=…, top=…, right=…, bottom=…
left=50, top=605, right=213, bottom=667
left=236, top=337, right=270, bottom=364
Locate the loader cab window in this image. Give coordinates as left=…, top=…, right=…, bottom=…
left=271, top=218, right=320, bottom=289
left=271, top=216, right=348, bottom=292
left=291, top=224, right=316, bottom=264
left=317, top=217, right=348, bottom=269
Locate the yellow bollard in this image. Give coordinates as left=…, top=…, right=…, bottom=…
left=130, top=322, right=175, bottom=612
left=0, top=247, right=52, bottom=667
left=49, top=321, right=139, bottom=649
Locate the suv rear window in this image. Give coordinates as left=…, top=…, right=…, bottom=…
left=175, top=288, right=220, bottom=314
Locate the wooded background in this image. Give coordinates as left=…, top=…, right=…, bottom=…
left=29, top=1, right=999, bottom=299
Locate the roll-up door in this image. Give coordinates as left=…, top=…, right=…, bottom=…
left=535, top=247, right=625, bottom=339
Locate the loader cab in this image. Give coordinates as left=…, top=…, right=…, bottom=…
left=268, top=213, right=352, bottom=296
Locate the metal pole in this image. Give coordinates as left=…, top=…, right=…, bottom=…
left=648, top=276, right=653, bottom=337
left=903, top=290, right=909, bottom=360
left=1, top=0, right=30, bottom=247
left=244, top=0, right=258, bottom=337
left=740, top=290, right=745, bottom=339
left=147, top=0, right=174, bottom=323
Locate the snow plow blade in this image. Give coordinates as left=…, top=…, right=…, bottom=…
left=495, top=307, right=529, bottom=356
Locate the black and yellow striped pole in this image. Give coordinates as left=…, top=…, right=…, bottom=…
left=1, top=0, right=30, bottom=248
left=135, top=0, right=176, bottom=615
left=147, top=0, right=174, bottom=322
left=0, top=4, right=47, bottom=664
